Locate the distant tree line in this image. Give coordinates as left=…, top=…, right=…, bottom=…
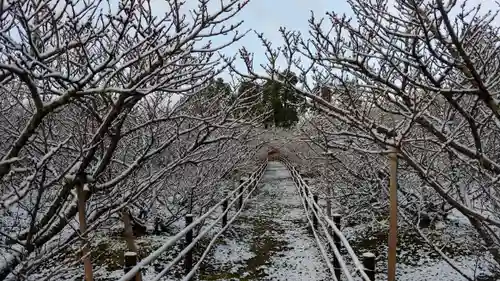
left=203, top=70, right=307, bottom=129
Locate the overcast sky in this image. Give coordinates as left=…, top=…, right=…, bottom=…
left=139, top=0, right=499, bottom=84
left=213, top=0, right=352, bottom=73
left=156, top=0, right=353, bottom=81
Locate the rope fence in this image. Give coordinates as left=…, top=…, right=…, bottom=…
left=117, top=161, right=268, bottom=281
left=117, top=157, right=375, bottom=281
left=280, top=157, right=376, bottom=281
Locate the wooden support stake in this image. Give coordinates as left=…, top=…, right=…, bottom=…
left=388, top=148, right=398, bottom=281
left=124, top=252, right=142, bottom=281
left=305, top=187, right=311, bottom=211
left=248, top=178, right=253, bottom=195
left=184, top=214, right=194, bottom=277
left=238, top=180, right=244, bottom=210
left=332, top=214, right=342, bottom=281
left=77, top=183, right=93, bottom=281
left=222, top=198, right=228, bottom=227
left=312, top=194, right=319, bottom=230
left=326, top=186, right=332, bottom=221
left=362, top=252, right=376, bottom=281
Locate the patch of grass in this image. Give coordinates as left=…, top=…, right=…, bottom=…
left=54, top=232, right=192, bottom=281
left=243, top=217, right=291, bottom=278
left=91, top=238, right=165, bottom=271
left=93, top=240, right=125, bottom=271
left=349, top=225, right=479, bottom=266
left=199, top=191, right=292, bottom=280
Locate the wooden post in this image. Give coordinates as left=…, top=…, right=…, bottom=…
left=326, top=186, right=332, bottom=220
left=124, top=252, right=142, bottom=281
left=248, top=178, right=253, bottom=195
left=332, top=214, right=342, bottom=281
left=388, top=147, right=398, bottom=281
left=238, top=180, right=244, bottom=210
left=76, top=183, right=93, bottom=281
left=304, top=185, right=310, bottom=211
left=184, top=214, right=194, bottom=276
left=222, top=198, right=228, bottom=227
left=312, top=194, right=319, bottom=230
left=362, top=252, right=376, bottom=281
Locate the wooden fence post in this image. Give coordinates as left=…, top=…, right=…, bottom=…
left=248, top=177, right=253, bottom=195
left=304, top=187, right=310, bottom=211
left=304, top=179, right=309, bottom=200
left=312, top=194, right=319, bottom=230
left=184, top=214, right=194, bottom=277
left=222, top=197, right=228, bottom=228
left=124, top=252, right=142, bottom=281
left=362, top=252, right=376, bottom=281
left=332, top=214, right=342, bottom=280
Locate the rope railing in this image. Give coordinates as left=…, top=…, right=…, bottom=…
left=280, top=157, right=376, bottom=281
left=181, top=167, right=267, bottom=280
left=117, top=161, right=268, bottom=281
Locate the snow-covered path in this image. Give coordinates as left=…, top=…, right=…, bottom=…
left=199, top=161, right=328, bottom=280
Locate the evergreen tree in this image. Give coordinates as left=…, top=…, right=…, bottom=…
left=263, top=70, right=305, bottom=128
left=235, top=79, right=265, bottom=119
left=191, top=77, right=233, bottom=116
left=234, top=71, right=305, bottom=128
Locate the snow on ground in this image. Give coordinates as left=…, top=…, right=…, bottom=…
left=396, top=256, right=493, bottom=281
left=200, top=161, right=328, bottom=280
left=206, top=161, right=498, bottom=281
left=21, top=161, right=498, bottom=280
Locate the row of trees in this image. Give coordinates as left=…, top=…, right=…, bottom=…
left=0, top=0, right=268, bottom=279
left=237, top=0, right=500, bottom=278
left=5, top=0, right=497, bottom=279
left=0, top=0, right=307, bottom=277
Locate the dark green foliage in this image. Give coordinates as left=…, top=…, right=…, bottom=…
left=263, top=71, right=305, bottom=128
left=200, top=77, right=232, bottom=100
left=236, top=79, right=266, bottom=119
left=190, top=77, right=233, bottom=116
left=236, top=71, right=305, bottom=128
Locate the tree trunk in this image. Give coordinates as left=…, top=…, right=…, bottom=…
left=122, top=209, right=143, bottom=281
left=122, top=209, right=139, bottom=253
left=388, top=149, right=398, bottom=281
